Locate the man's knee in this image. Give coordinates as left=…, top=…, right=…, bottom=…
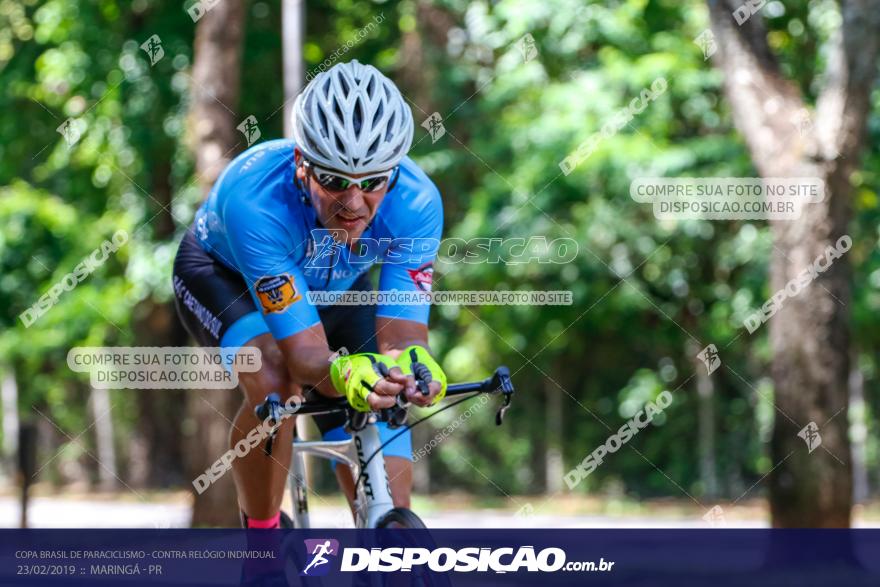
left=236, top=334, right=295, bottom=407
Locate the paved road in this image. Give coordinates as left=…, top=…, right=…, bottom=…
left=9, top=496, right=880, bottom=528
left=0, top=496, right=772, bottom=528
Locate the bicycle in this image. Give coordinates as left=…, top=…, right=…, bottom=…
left=255, top=366, right=515, bottom=529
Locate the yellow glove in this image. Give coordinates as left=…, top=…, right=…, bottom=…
left=395, top=345, right=447, bottom=405
left=330, top=353, right=396, bottom=412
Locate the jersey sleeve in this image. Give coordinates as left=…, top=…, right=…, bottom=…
left=376, top=183, right=443, bottom=323
left=224, top=203, right=321, bottom=340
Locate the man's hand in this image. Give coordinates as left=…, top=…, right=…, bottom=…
left=330, top=353, right=405, bottom=411
left=395, top=345, right=447, bottom=408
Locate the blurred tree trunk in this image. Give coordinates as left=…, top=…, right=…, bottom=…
left=689, top=341, right=718, bottom=497
left=129, top=302, right=188, bottom=487
left=708, top=0, right=880, bottom=527
left=188, top=0, right=247, bottom=528
left=129, top=124, right=187, bottom=488
left=544, top=380, right=563, bottom=494
left=282, top=0, right=305, bottom=136
left=399, top=1, right=432, bottom=109
left=89, top=386, right=117, bottom=491
left=849, top=350, right=868, bottom=503
left=411, top=0, right=474, bottom=224
left=1, top=367, right=18, bottom=477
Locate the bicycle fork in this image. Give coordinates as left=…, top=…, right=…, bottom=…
left=287, top=421, right=366, bottom=528
left=289, top=428, right=311, bottom=529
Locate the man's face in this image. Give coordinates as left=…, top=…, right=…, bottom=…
left=294, top=149, right=390, bottom=245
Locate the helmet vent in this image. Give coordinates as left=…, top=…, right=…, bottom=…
left=306, top=126, right=329, bottom=159
left=385, top=112, right=395, bottom=142
left=374, top=101, right=384, bottom=124
left=316, top=107, right=329, bottom=138
left=332, top=97, right=344, bottom=125
left=353, top=97, right=365, bottom=136
left=367, top=136, right=380, bottom=157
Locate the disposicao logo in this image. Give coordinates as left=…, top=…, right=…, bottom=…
left=301, top=539, right=339, bottom=576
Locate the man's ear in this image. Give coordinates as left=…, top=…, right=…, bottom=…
left=293, top=148, right=306, bottom=181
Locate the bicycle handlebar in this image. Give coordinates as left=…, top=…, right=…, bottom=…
left=447, top=365, right=515, bottom=396
left=255, top=366, right=514, bottom=419
left=253, top=366, right=513, bottom=456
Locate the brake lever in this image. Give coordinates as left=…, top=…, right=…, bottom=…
left=490, top=366, right=514, bottom=426
left=412, top=363, right=431, bottom=396
left=495, top=392, right=512, bottom=426
left=385, top=353, right=431, bottom=398
left=255, top=393, right=282, bottom=455
left=382, top=405, right=409, bottom=429
left=399, top=347, right=432, bottom=397
left=346, top=410, right=372, bottom=433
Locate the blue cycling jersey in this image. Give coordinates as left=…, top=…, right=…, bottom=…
left=193, top=139, right=443, bottom=342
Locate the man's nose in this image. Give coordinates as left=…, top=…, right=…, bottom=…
left=336, top=187, right=365, bottom=208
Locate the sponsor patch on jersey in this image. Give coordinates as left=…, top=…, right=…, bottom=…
left=255, top=274, right=301, bottom=314
left=407, top=263, right=433, bottom=292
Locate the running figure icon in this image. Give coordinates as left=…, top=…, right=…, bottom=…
left=301, top=539, right=339, bottom=576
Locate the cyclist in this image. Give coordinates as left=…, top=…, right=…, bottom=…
left=172, top=60, right=447, bottom=529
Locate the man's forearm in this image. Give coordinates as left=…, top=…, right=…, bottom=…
left=284, top=345, right=338, bottom=396
left=274, top=329, right=339, bottom=396
left=381, top=338, right=429, bottom=359
left=376, top=317, right=430, bottom=358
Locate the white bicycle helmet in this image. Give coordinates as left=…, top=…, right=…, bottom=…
left=292, top=60, right=414, bottom=174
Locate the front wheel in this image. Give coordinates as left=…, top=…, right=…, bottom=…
left=374, top=508, right=451, bottom=587
left=375, top=507, right=427, bottom=529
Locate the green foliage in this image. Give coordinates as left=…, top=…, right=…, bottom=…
left=1, top=0, right=878, bottom=501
